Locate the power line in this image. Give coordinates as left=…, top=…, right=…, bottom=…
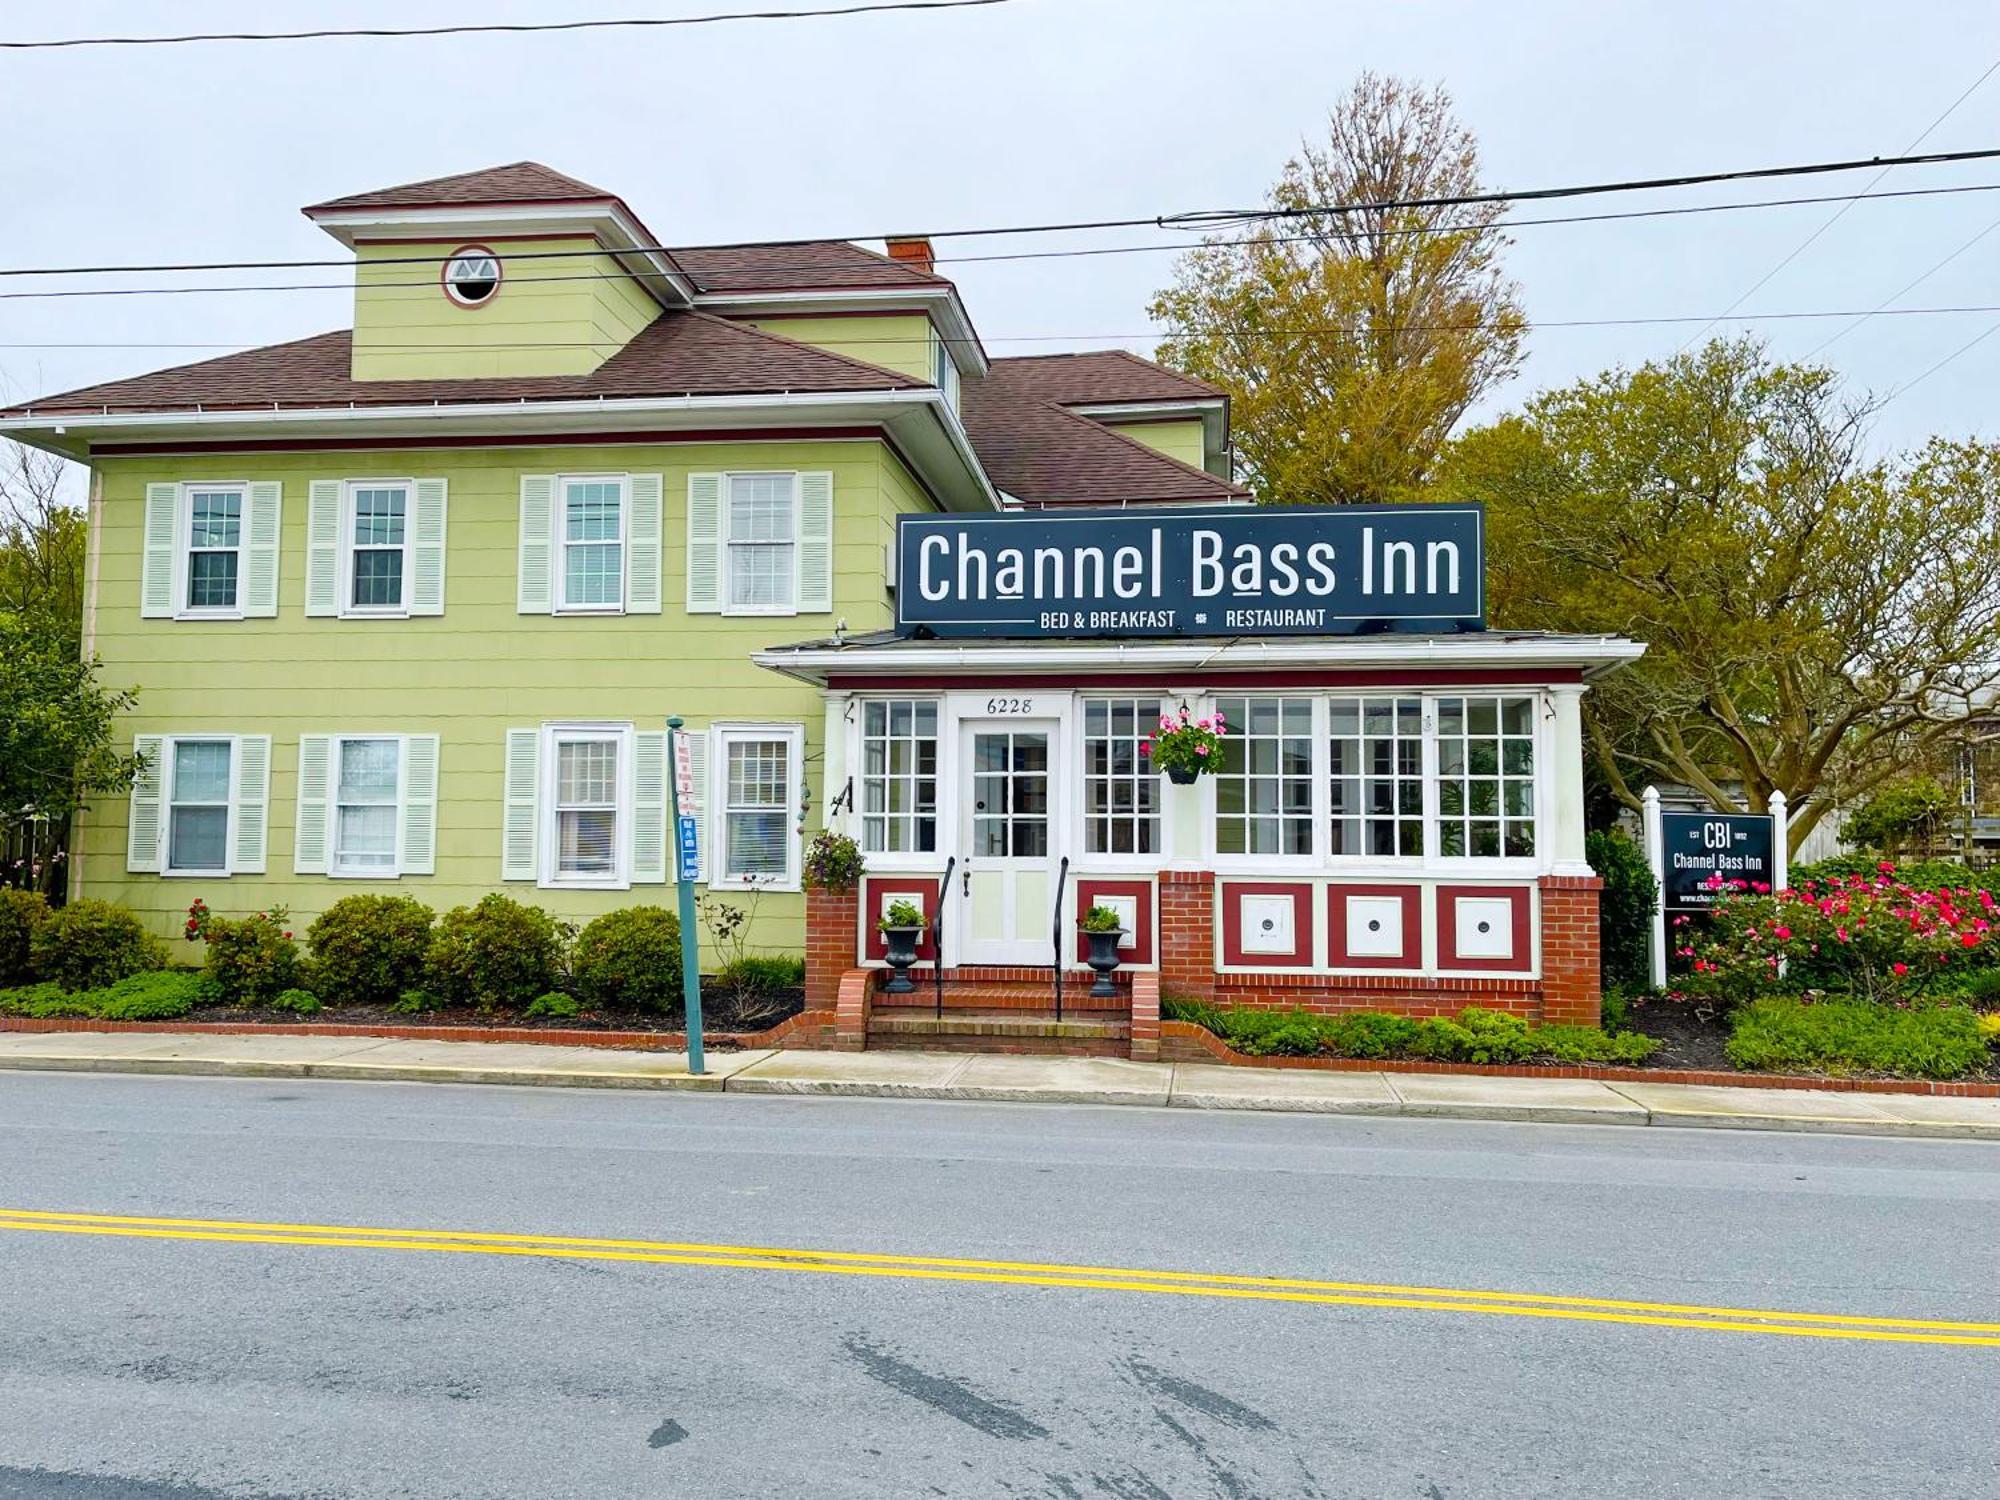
left=4, top=179, right=1999, bottom=287
left=1804, top=207, right=2000, bottom=358
left=0, top=0, right=1022, bottom=50
left=1677, top=56, right=2000, bottom=351
left=1879, top=317, right=2000, bottom=406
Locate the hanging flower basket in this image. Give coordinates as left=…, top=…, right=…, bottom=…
left=1143, top=707, right=1227, bottom=784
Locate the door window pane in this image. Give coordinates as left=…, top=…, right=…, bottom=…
left=972, top=731, right=1048, bottom=858
left=1213, top=697, right=1312, bottom=855
left=861, top=699, right=938, bottom=853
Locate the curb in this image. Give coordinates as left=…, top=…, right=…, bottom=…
left=1, top=1051, right=1994, bottom=1139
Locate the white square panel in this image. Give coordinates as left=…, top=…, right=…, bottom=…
left=1344, top=894, right=1405, bottom=959
left=1091, top=893, right=1140, bottom=950
left=1239, top=894, right=1297, bottom=955
left=1454, top=896, right=1515, bottom=961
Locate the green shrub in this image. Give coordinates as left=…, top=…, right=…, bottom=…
left=1948, top=969, right=2000, bottom=1011
left=525, top=992, right=581, bottom=1020
left=716, top=954, right=804, bottom=996
left=425, top=894, right=564, bottom=1010
left=0, top=981, right=72, bottom=1017
left=270, top=988, right=322, bottom=1016
left=1587, top=828, right=1657, bottom=992
left=30, top=900, right=166, bottom=991
left=1318, top=1010, right=1421, bottom=1058
left=1600, top=989, right=1632, bottom=1033
left=1726, top=997, right=1989, bottom=1079
left=0, top=888, right=51, bottom=987
left=1792, top=855, right=1983, bottom=894
left=1161, top=994, right=1225, bottom=1033
left=570, top=906, right=681, bottom=1013
left=392, top=988, right=445, bottom=1015
left=0, top=969, right=201, bottom=1022
left=1412, top=1008, right=1538, bottom=1064
left=1167, top=1002, right=1659, bottom=1066
left=1840, top=777, right=1955, bottom=855
left=201, top=909, right=301, bottom=1005
left=306, top=895, right=434, bottom=1007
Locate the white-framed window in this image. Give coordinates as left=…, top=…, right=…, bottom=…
left=558, top=475, right=627, bottom=612
left=861, top=699, right=939, bottom=854
left=442, top=245, right=502, bottom=306
left=166, top=738, right=234, bottom=875
left=332, top=737, right=401, bottom=875
left=1213, top=696, right=1315, bottom=856
left=724, top=473, right=798, bottom=614
left=1438, top=695, right=1538, bottom=859
left=549, top=729, right=628, bottom=885
left=713, top=724, right=804, bottom=889
left=930, top=325, right=961, bottom=412
left=1084, top=697, right=1160, bottom=856
left=343, top=481, right=411, bottom=615
left=182, top=484, right=246, bottom=615
left=1329, top=696, right=1424, bottom=857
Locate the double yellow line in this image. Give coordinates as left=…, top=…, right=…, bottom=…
left=1, top=1205, right=1994, bottom=1347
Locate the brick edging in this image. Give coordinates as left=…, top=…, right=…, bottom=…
left=0, top=1009, right=835, bottom=1053
left=1157, top=1021, right=2000, bottom=1098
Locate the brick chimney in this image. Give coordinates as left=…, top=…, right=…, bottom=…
left=884, top=236, right=935, bottom=276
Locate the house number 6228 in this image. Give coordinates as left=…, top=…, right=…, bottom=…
left=985, top=697, right=1034, bottom=715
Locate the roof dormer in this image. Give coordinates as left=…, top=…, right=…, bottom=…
left=304, top=162, right=692, bottom=381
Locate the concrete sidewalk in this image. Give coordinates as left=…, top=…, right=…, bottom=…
left=0, top=1028, right=1994, bottom=1139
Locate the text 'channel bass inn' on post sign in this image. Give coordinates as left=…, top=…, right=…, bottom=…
left=893, top=504, right=1485, bottom=639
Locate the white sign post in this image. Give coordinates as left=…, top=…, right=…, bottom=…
left=1642, top=786, right=1667, bottom=989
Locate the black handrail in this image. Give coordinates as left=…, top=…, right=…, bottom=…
left=934, top=855, right=956, bottom=1020
left=1052, top=854, right=1070, bottom=1023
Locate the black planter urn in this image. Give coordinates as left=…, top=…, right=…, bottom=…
left=880, top=925, right=924, bottom=993
left=1081, top=927, right=1127, bottom=999
left=1165, top=764, right=1200, bottom=786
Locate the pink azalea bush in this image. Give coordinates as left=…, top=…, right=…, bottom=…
left=1680, top=863, right=1999, bottom=1004
left=1142, top=707, right=1228, bottom=780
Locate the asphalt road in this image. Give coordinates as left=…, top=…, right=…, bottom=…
left=0, top=1073, right=1994, bottom=1500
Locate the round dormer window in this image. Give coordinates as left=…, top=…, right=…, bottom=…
left=442, top=246, right=501, bottom=306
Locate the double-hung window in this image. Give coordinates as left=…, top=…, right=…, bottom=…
left=332, top=738, right=401, bottom=874
left=167, top=739, right=234, bottom=875
left=559, top=476, right=626, bottom=611
left=184, top=486, right=245, bottom=614
left=724, top=473, right=797, bottom=613
left=346, top=483, right=410, bottom=613
left=861, top=700, right=938, bottom=854
left=714, top=725, right=803, bottom=887
left=552, top=731, right=624, bottom=881
left=1214, top=696, right=1314, bottom=855
left=1084, top=697, right=1160, bottom=855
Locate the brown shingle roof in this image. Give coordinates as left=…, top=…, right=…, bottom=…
left=962, top=355, right=1243, bottom=508
left=5, top=311, right=918, bottom=416
left=672, top=240, right=946, bottom=293
left=305, top=161, right=616, bottom=213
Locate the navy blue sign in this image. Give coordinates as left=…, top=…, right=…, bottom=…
left=676, top=815, right=701, bottom=885
left=1661, top=812, right=1776, bottom=911
left=894, top=504, right=1484, bottom=639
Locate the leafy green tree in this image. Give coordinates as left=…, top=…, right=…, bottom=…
left=1150, top=73, right=1525, bottom=504
left=1444, top=337, right=2000, bottom=852
left=1841, top=776, right=1956, bottom=855
left=0, top=439, right=84, bottom=632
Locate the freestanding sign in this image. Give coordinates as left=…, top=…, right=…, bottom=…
left=668, top=716, right=705, bottom=1075
left=894, top=504, right=1484, bottom=639
left=1642, top=787, right=1789, bottom=987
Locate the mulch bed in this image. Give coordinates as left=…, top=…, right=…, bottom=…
left=195, top=988, right=804, bottom=1037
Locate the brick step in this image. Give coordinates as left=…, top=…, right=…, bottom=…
left=869, top=1012, right=1131, bottom=1041
left=869, top=1034, right=1132, bottom=1057
left=873, top=985, right=1125, bottom=1012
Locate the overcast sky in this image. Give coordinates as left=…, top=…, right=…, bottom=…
left=3, top=0, right=1996, bottom=485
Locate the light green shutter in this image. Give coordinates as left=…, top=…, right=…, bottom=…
left=686, top=473, right=722, bottom=612
left=626, top=473, right=663, bottom=614
left=243, top=482, right=282, bottom=617
left=684, top=728, right=709, bottom=883
left=141, top=486, right=177, bottom=618
left=518, top=476, right=555, bottom=613
left=633, top=730, right=668, bottom=883
left=410, top=479, right=449, bottom=616
left=399, top=733, right=440, bottom=876
left=502, top=729, right=540, bottom=880
left=127, top=734, right=166, bottom=872
left=797, top=470, right=834, bottom=613
left=293, top=734, right=333, bottom=874
left=304, top=481, right=342, bottom=617
left=230, top=734, right=271, bottom=874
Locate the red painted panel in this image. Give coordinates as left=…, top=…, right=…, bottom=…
left=1436, top=884, right=1534, bottom=973
left=1325, top=883, right=1423, bottom=969
left=862, top=875, right=940, bottom=964
left=1219, top=882, right=1314, bottom=968
left=1074, top=877, right=1156, bottom=967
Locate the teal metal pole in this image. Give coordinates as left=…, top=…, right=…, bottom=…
left=668, top=716, right=705, bottom=1076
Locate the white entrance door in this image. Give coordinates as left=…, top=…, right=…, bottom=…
left=956, top=721, right=1057, bottom=967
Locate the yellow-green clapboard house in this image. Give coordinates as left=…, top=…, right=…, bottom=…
left=0, top=163, right=1242, bottom=954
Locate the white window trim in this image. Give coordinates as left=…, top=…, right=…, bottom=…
left=710, top=722, right=805, bottom=891
left=539, top=723, right=635, bottom=890
left=1204, top=691, right=1549, bottom=879
left=161, top=734, right=237, bottom=878
left=337, top=479, right=415, bottom=620
left=174, top=481, right=249, bottom=621
left=721, top=471, right=801, bottom=619
left=327, top=732, right=408, bottom=879
left=855, top=695, right=943, bottom=865
left=554, top=473, right=629, bottom=616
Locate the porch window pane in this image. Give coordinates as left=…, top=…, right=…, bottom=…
left=1084, top=697, right=1160, bottom=856
left=859, top=699, right=938, bottom=854
left=1214, top=696, right=1313, bottom=857
left=1328, top=695, right=1423, bottom=857
left=1436, top=695, right=1536, bottom=859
